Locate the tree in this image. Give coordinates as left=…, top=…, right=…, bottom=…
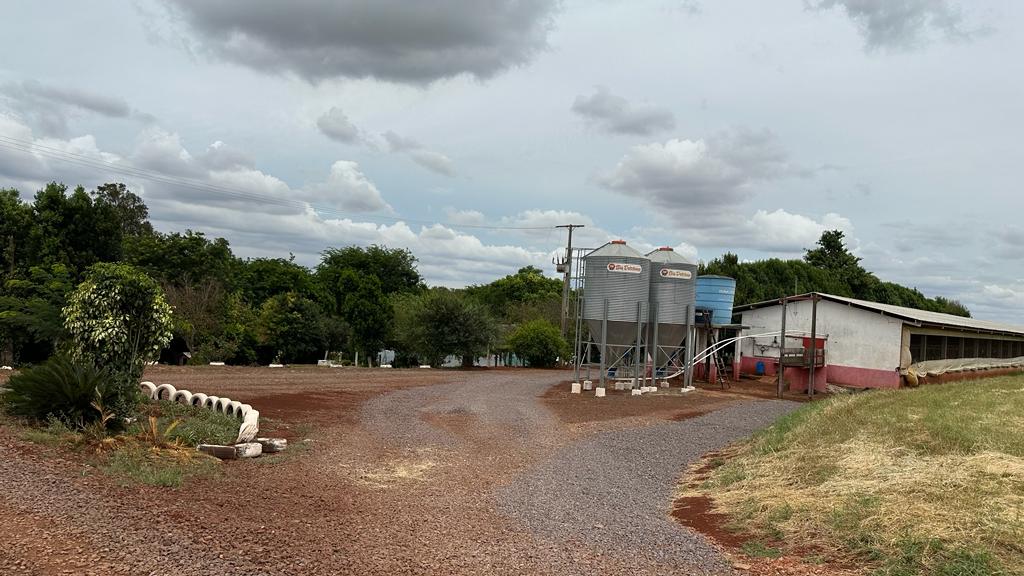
left=336, top=270, right=392, bottom=364
left=0, top=188, right=33, bottom=277
left=316, top=245, right=422, bottom=305
left=123, top=230, right=238, bottom=288
left=91, top=182, right=153, bottom=237
left=63, top=263, right=173, bottom=382
left=239, top=256, right=318, bottom=306
left=161, top=278, right=228, bottom=362
left=0, top=264, right=73, bottom=364
left=466, top=266, right=563, bottom=321
left=804, top=230, right=876, bottom=296
left=255, top=292, right=328, bottom=363
left=392, top=289, right=496, bottom=366
left=506, top=319, right=569, bottom=368
left=29, top=183, right=123, bottom=278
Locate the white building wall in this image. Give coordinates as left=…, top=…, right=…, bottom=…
left=739, top=299, right=903, bottom=371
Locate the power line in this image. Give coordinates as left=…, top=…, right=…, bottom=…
left=0, top=134, right=556, bottom=232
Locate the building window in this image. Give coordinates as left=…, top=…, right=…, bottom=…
left=910, top=334, right=924, bottom=363
left=946, top=337, right=962, bottom=359
left=926, top=336, right=945, bottom=361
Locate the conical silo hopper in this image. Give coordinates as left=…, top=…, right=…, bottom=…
left=582, top=240, right=650, bottom=349
left=646, top=247, right=698, bottom=368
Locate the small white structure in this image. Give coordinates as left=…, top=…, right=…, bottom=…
left=737, top=292, right=1024, bottom=390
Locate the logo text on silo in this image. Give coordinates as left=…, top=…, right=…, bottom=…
left=659, top=268, right=692, bottom=279
left=607, top=262, right=642, bottom=274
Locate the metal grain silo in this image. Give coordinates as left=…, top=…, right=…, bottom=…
left=582, top=240, right=650, bottom=348
left=646, top=247, right=697, bottom=368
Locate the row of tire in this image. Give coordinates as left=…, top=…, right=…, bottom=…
left=138, top=381, right=259, bottom=443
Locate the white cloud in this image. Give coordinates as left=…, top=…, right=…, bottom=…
left=599, top=128, right=793, bottom=215
left=306, top=160, right=391, bottom=213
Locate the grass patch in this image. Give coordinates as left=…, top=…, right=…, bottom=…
left=698, top=374, right=1024, bottom=575
left=742, top=541, right=783, bottom=559
left=100, top=444, right=219, bottom=487
left=135, top=400, right=239, bottom=446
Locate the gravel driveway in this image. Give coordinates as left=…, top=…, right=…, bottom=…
left=497, top=400, right=801, bottom=575
left=0, top=367, right=800, bottom=575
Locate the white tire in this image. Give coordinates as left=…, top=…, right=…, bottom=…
left=215, top=397, right=232, bottom=414
left=204, top=395, right=220, bottom=410
left=172, top=390, right=193, bottom=405
left=139, top=382, right=157, bottom=399
left=190, top=393, right=208, bottom=408
left=236, top=410, right=259, bottom=443
left=154, top=384, right=177, bottom=401
left=227, top=400, right=243, bottom=418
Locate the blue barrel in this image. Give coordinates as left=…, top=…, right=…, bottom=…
left=696, top=275, right=737, bottom=325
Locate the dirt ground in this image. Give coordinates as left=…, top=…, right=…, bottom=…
left=0, top=366, right=840, bottom=575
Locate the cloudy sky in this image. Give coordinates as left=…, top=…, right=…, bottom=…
left=1, top=1, right=1022, bottom=322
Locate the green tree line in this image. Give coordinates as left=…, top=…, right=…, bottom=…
left=1, top=182, right=570, bottom=368
left=700, top=230, right=970, bottom=317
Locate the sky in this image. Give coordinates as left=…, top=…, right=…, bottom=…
left=1, top=0, right=1022, bottom=322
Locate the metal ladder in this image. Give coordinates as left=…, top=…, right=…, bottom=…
left=705, top=315, right=728, bottom=389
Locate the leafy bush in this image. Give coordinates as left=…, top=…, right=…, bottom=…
left=3, top=355, right=132, bottom=428
left=63, top=262, right=173, bottom=381
left=506, top=319, right=569, bottom=368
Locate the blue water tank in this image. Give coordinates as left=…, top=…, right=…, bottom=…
left=696, top=275, right=737, bottom=325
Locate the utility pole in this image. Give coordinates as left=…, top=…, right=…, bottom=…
left=555, top=224, right=585, bottom=338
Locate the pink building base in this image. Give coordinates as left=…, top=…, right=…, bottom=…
left=739, top=357, right=901, bottom=390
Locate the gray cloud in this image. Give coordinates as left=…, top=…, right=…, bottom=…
left=599, top=127, right=792, bottom=214
left=1, top=80, right=147, bottom=137
left=317, top=107, right=360, bottom=143
left=381, top=131, right=455, bottom=177
left=409, top=150, right=455, bottom=177
left=572, top=87, right=676, bottom=136
left=807, top=0, right=986, bottom=50
left=160, top=0, right=557, bottom=84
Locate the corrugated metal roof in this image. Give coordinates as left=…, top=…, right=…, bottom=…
left=586, top=241, right=645, bottom=259
left=645, top=248, right=692, bottom=264
left=737, top=292, right=1024, bottom=337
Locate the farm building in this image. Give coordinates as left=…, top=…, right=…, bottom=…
left=734, top=293, right=1024, bottom=391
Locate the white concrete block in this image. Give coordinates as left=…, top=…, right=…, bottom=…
left=614, top=381, right=624, bottom=391
left=268, top=363, right=284, bottom=368
left=208, top=361, right=225, bottom=366
left=582, top=381, right=593, bottom=391
left=631, top=389, right=642, bottom=396
left=570, top=382, right=582, bottom=394
left=660, top=381, right=670, bottom=388
left=595, top=387, right=606, bottom=397
left=419, top=365, right=432, bottom=369
left=256, top=437, right=287, bottom=453
left=234, top=442, right=263, bottom=458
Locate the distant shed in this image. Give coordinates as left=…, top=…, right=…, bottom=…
left=735, top=293, right=1024, bottom=390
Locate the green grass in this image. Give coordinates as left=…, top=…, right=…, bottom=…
left=100, top=444, right=220, bottom=487
left=697, top=374, right=1024, bottom=576
left=741, top=541, right=783, bottom=559
left=135, top=400, right=240, bottom=446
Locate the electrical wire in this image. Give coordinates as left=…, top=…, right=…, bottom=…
left=0, top=134, right=556, bottom=232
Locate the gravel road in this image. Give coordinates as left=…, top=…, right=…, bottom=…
left=0, top=367, right=801, bottom=575
left=497, top=400, right=801, bottom=575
